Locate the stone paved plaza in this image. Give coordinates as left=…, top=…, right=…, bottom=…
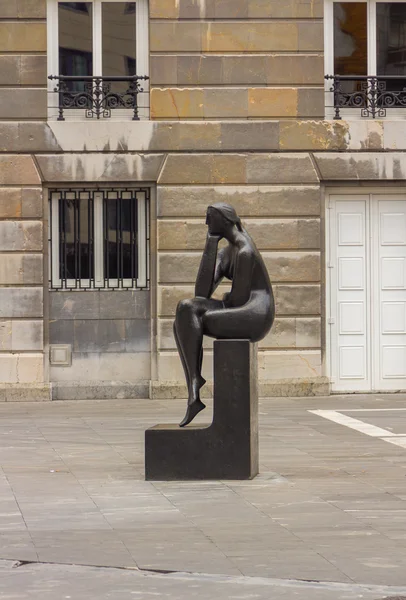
left=1, top=394, right=406, bottom=599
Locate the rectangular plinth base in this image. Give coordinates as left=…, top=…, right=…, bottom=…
left=145, top=340, right=258, bottom=481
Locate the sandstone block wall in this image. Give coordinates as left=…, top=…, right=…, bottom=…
left=0, top=178, right=45, bottom=387
left=150, top=0, right=324, bottom=119
left=0, top=0, right=46, bottom=120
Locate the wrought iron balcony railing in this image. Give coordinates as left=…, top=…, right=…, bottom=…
left=48, top=75, right=149, bottom=121
left=325, top=75, right=406, bottom=119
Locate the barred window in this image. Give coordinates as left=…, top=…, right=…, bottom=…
left=49, top=187, right=149, bottom=290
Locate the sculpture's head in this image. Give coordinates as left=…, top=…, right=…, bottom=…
left=206, top=203, right=243, bottom=236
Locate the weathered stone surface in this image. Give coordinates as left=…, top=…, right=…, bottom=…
left=150, top=55, right=177, bottom=86
left=264, top=252, right=320, bottom=283
left=248, top=0, right=323, bottom=18
left=280, top=121, right=350, bottom=151
left=176, top=55, right=223, bottom=86
left=150, top=89, right=204, bottom=119
left=150, top=0, right=178, bottom=19
left=99, top=291, right=150, bottom=320
left=66, top=319, right=150, bottom=353
left=248, top=88, right=298, bottom=118
left=259, top=377, right=329, bottom=397
left=298, top=88, right=324, bottom=118
left=49, top=319, right=74, bottom=345
left=0, top=254, right=43, bottom=285
left=0, top=221, right=42, bottom=251
left=50, top=351, right=151, bottom=382
left=18, top=0, right=46, bottom=18
left=267, top=55, right=324, bottom=85
left=0, top=55, right=46, bottom=86
left=347, top=121, right=384, bottom=150
left=50, top=290, right=150, bottom=320
left=259, top=350, right=322, bottom=379
left=158, top=284, right=321, bottom=317
left=158, top=154, right=247, bottom=184
left=151, top=377, right=330, bottom=399
left=151, top=22, right=309, bottom=52
left=0, top=89, right=47, bottom=119
left=73, top=320, right=126, bottom=353
left=313, top=152, right=406, bottom=180
left=247, top=219, right=320, bottom=250
left=150, top=23, right=203, bottom=52
left=296, top=317, right=321, bottom=348
left=0, top=156, right=40, bottom=185
left=150, top=0, right=323, bottom=19
left=11, top=320, right=43, bottom=351
left=0, top=56, right=20, bottom=85
left=46, top=120, right=406, bottom=153
left=158, top=185, right=321, bottom=217
left=298, top=22, right=324, bottom=51
left=158, top=218, right=320, bottom=251
left=204, top=88, right=248, bottom=118
left=156, top=348, right=322, bottom=381
left=220, top=122, right=280, bottom=151
left=0, top=321, right=11, bottom=351
left=261, top=318, right=296, bottom=349
left=35, top=154, right=165, bottom=182
left=21, top=55, right=46, bottom=85
left=0, top=288, right=43, bottom=318
left=158, top=251, right=320, bottom=283
left=0, top=384, right=50, bottom=401
left=158, top=316, right=320, bottom=351
left=0, top=354, right=44, bottom=384
left=247, top=154, right=319, bottom=184
left=51, top=381, right=149, bottom=401
left=203, top=23, right=299, bottom=52
left=22, top=188, right=43, bottom=218
left=274, top=284, right=321, bottom=315
left=0, top=0, right=17, bottom=17
left=0, top=23, right=46, bottom=52
left=0, top=188, right=22, bottom=218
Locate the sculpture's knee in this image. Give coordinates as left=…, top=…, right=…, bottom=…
left=176, top=298, right=195, bottom=315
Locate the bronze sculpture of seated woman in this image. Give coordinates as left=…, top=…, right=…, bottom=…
left=174, top=203, right=275, bottom=427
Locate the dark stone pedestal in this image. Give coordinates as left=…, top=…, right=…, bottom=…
left=145, top=340, right=258, bottom=480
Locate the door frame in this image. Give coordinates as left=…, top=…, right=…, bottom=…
left=326, top=186, right=406, bottom=393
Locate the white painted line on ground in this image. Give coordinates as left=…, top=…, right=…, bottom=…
left=344, top=408, right=406, bottom=412
left=382, top=437, right=406, bottom=449
left=310, top=410, right=396, bottom=437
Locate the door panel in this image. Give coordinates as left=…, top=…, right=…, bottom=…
left=330, top=197, right=370, bottom=391
left=373, top=197, right=406, bottom=390
left=330, top=193, right=406, bottom=392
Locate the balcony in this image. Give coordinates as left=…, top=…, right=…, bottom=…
left=48, top=75, right=149, bottom=121
left=325, top=75, right=406, bottom=119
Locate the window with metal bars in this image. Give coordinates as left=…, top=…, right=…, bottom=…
left=49, top=187, right=149, bottom=290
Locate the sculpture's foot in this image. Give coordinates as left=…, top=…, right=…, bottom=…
left=179, top=400, right=206, bottom=428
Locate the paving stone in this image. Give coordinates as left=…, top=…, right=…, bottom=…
left=0, top=395, right=406, bottom=593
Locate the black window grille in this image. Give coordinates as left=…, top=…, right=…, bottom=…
left=49, top=187, right=150, bottom=291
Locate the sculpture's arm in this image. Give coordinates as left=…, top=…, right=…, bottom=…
left=195, top=234, right=223, bottom=298
left=224, top=250, right=254, bottom=308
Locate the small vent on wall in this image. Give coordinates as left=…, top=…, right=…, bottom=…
left=50, top=345, right=72, bottom=366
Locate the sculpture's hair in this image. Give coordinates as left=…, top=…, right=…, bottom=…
left=209, top=203, right=243, bottom=232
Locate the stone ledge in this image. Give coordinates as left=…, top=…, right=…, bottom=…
left=51, top=381, right=150, bottom=401
left=0, top=384, right=50, bottom=402
left=150, top=377, right=330, bottom=399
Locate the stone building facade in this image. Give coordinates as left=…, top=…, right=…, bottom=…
left=1, top=0, right=405, bottom=401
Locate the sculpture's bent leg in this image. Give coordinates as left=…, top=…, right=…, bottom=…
left=175, top=298, right=222, bottom=427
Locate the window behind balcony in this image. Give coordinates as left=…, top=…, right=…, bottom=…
left=325, top=0, right=406, bottom=118
left=47, top=0, right=149, bottom=120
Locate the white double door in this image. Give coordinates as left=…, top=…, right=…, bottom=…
left=329, top=192, right=406, bottom=392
